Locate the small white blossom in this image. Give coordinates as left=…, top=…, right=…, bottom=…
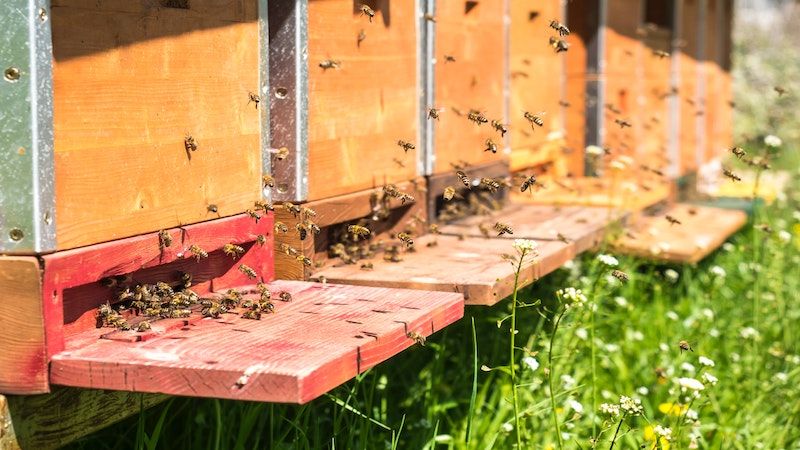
left=568, top=399, right=584, bottom=414
left=701, top=372, right=718, bottom=386
left=681, top=362, right=697, bottom=373
left=665, top=269, right=680, bottom=283
left=561, top=432, right=571, bottom=441
left=575, top=328, right=588, bottom=340
left=653, top=425, right=673, bottom=441
left=631, top=330, right=644, bottom=341
left=659, top=343, right=670, bottom=352
left=787, top=354, right=800, bottom=365
left=740, top=327, right=760, bottom=339
left=764, top=134, right=782, bottom=147
left=730, top=352, right=741, bottom=362
left=709, top=328, right=720, bottom=337
left=597, top=254, right=619, bottom=267
left=686, top=409, right=699, bottom=421
left=513, top=239, right=538, bottom=253
left=557, top=287, right=587, bottom=308
left=701, top=308, right=715, bottom=320
left=561, top=374, right=576, bottom=389
left=619, top=396, right=644, bottom=415
left=793, top=210, right=800, bottom=222
left=636, top=386, right=650, bottom=396
left=522, top=356, right=540, bottom=371
left=666, top=311, right=680, bottom=321
left=722, top=242, right=735, bottom=252
left=773, top=372, right=788, bottom=383
left=698, top=356, right=715, bottom=367
left=605, top=343, right=620, bottom=353
left=778, top=230, right=792, bottom=243
left=614, top=296, right=628, bottom=307
left=710, top=266, right=726, bottom=278
left=501, top=422, right=513, bottom=433
left=599, top=403, right=621, bottom=417
left=676, top=377, right=705, bottom=391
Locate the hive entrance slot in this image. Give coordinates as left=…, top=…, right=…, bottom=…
left=160, top=0, right=190, bottom=9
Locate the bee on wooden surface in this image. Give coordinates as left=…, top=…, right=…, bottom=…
left=398, top=232, right=414, bottom=248
left=548, top=36, right=569, bottom=53
left=136, top=321, right=151, bottom=332
left=158, top=229, right=172, bottom=250
left=239, top=264, right=258, bottom=279
left=178, top=271, right=193, bottom=289
left=653, top=49, right=670, bottom=58
left=278, top=291, right=292, bottom=302
left=615, top=118, right=632, bottom=128
left=480, top=177, right=501, bottom=193
left=665, top=215, right=681, bottom=226
left=256, top=234, right=267, bottom=246
left=549, top=19, right=570, bottom=36
left=319, top=59, right=342, bottom=70
left=274, top=222, right=289, bottom=234
left=520, top=175, right=537, bottom=192
left=678, top=340, right=693, bottom=353
left=731, top=147, right=746, bottom=159
left=254, top=200, right=274, bottom=211
left=467, top=109, right=489, bottom=126
left=169, top=309, right=191, bottom=319
left=280, top=243, right=299, bottom=257
left=722, top=168, right=742, bottom=182
left=427, top=107, right=442, bottom=121
left=523, top=111, right=545, bottom=130
left=245, top=209, right=261, bottom=223
left=357, top=29, right=367, bottom=46
left=248, top=92, right=261, bottom=109
left=262, top=174, right=275, bottom=188
left=774, top=86, right=787, bottom=96
left=443, top=54, right=456, bottom=63
left=456, top=171, right=472, bottom=189
left=281, top=202, right=300, bottom=218
left=241, top=310, right=261, bottom=320
left=407, top=331, right=426, bottom=346
left=184, top=134, right=198, bottom=153
left=494, top=222, right=513, bottom=236
left=188, top=244, right=208, bottom=261
left=296, top=223, right=308, bottom=241
left=397, top=140, right=415, bottom=153
left=360, top=262, right=374, bottom=271
left=556, top=233, right=571, bottom=244
left=399, top=193, right=415, bottom=204
left=305, top=221, right=321, bottom=235
left=359, top=3, right=375, bottom=21
left=484, top=139, right=498, bottom=154
left=275, top=147, right=290, bottom=160
left=223, top=243, right=245, bottom=258
left=348, top=224, right=371, bottom=239
left=490, top=120, right=508, bottom=137
left=443, top=186, right=456, bottom=201
left=611, top=270, right=629, bottom=283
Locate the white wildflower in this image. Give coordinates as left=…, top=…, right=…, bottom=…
left=557, top=287, right=588, bottom=308
left=701, top=372, right=718, bottom=386
left=614, top=296, right=628, bottom=307
left=653, top=425, right=673, bottom=441
left=710, top=265, right=726, bottom=278
left=680, top=362, right=696, bottom=373
left=778, top=230, right=792, bottom=243
left=568, top=399, right=584, bottom=414
left=676, top=377, right=705, bottom=391
left=773, top=372, right=788, bottom=383
left=561, top=432, right=571, bottom=441
left=764, top=134, right=782, bottom=147
left=665, top=269, right=680, bottom=283
left=787, top=354, right=800, bottom=365
left=698, top=356, right=715, bottom=367
left=666, top=311, right=679, bottom=321
left=575, top=328, right=588, bottom=340
left=619, top=396, right=643, bottom=415
left=522, top=356, right=540, bottom=371
left=740, top=327, right=760, bottom=339
left=599, top=403, right=621, bottom=417
left=686, top=409, right=699, bottom=421
left=636, top=386, right=650, bottom=396
left=631, top=330, right=644, bottom=341
left=501, top=422, right=513, bottom=433
left=730, top=352, right=741, bottom=362
left=561, top=374, right=576, bottom=389
left=605, top=343, right=620, bottom=353
left=709, top=328, right=720, bottom=337
left=586, top=145, right=604, bottom=156
left=722, top=242, right=735, bottom=252
left=596, top=254, right=619, bottom=267
left=701, top=308, right=715, bottom=320
left=513, top=239, right=538, bottom=253
left=659, top=343, right=670, bottom=352
left=793, top=210, right=800, bottom=222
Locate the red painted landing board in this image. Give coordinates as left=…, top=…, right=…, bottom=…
left=50, top=280, right=463, bottom=404
left=312, top=235, right=573, bottom=306
left=438, top=204, right=621, bottom=253
left=613, top=204, right=747, bottom=263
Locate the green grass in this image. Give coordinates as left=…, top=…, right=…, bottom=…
left=65, top=184, right=800, bottom=450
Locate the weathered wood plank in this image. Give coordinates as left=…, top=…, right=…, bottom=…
left=613, top=203, right=747, bottom=263
left=0, top=257, right=47, bottom=395
left=50, top=281, right=464, bottom=404
left=313, top=235, right=573, bottom=306
left=1, top=387, right=166, bottom=450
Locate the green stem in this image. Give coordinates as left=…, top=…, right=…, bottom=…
left=510, top=252, right=525, bottom=448
left=549, top=308, right=568, bottom=450
left=608, top=416, right=625, bottom=450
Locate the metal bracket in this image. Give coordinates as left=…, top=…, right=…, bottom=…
left=268, top=0, right=309, bottom=202
left=258, top=0, right=272, bottom=204
left=583, top=0, right=606, bottom=176
left=419, top=0, right=436, bottom=176
left=0, top=0, right=56, bottom=253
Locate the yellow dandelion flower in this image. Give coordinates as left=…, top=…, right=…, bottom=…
left=658, top=402, right=687, bottom=416
left=643, top=426, right=672, bottom=450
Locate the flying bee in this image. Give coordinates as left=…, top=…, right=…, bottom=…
left=319, top=59, right=341, bottom=70
left=248, top=92, right=261, bottom=109
left=678, top=340, right=693, bottom=353
left=467, top=109, right=489, bottom=125
left=223, top=243, right=245, bottom=258
left=188, top=244, right=208, bottom=261
left=559, top=100, right=571, bottom=108
left=241, top=310, right=261, bottom=320
left=548, top=36, right=569, bottom=53
left=523, top=111, right=545, bottom=130
left=665, top=215, right=682, bottom=226
left=484, top=139, right=498, bottom=154
left=359, top=3, right=375, bottom=21
left=136, top=321, right=151, bottom=332
left=520, top=175, right=537, bottom=192
left=278, top=291, right=292, bottom=302
left=722, top=168, right=742, bottom=182
left=262, top=174, right=275, bottom=188
left=184, top=134, right=198, bottom=157
left=397, top=140, right=415, bottom=153
left=424, top=13, right=436, bottom=22
left=429, top=224, right=440, bottom=235
left=283, top=202, right=302, bottom=217
left=653, top=49, right=670, bottom=58
left=556, top=233, right=571, bottom=244
left=611, top=270, right=629, bottom=283
left=755, top=223, right=773, bottom=234
left=348, top=224, right=371, bottom=238
left=239, top=264, right=257, bottom=279
left=297, top=255, right=312, bottom=267
left=398, top=232, right=414, bottom=248
left=274, top=222, right=289, bottom=233
left=256, top=234, right=267, bottom=246
left=245, top=209, right=261, bottom=223
left=360, top=262, right=374, bottom=271
left=427, top=107, right=442, bottom=121
left=494, top=222, right=513, bottom=236
left=443, top=54, right=456, bottom=63
left=456, top=171, right=471, bottom=189
left=731, top=147, right=746, bottom=159
left=443, top=186, right=456, bottom=201
left=615, top=118, right=632, bottom=128
left=491, top=120, right=508, bottom=137
left=774, top=86, right=787, bottom=96
left=549, top=19, right=570, bottom=36
left=480, top=177, right=501, bottom=193
left=399, top=193, right=415, bottom=204
left=407, top=331, right=426, bottom=346
left=158, top=229, right=172, bottom=250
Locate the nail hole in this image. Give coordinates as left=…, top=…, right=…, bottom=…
left=9, top=228, right=24, bottom=241
left=4, top=68, right=21, bottom=82
left=276, top=183, right=289, bottom=194
left=274, top=87, right=288, bottom=99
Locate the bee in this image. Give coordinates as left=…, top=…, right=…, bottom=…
left=523, top=111, right=545, bottom=129
left=248, top=92, right=261, bottom=109
left=774, top=86, right=787, bottom=96
left=456, top=171, right=471, bottom=189
left=254, top=200, right=274, bottom=211
left=274, top=222, right=289, bottom=234
left=357, top=29, right=367, bottom=46
left=280, top=243, right=299, bottom=257
left=169, top=309, right=191, bottom=319
left=278, top=291, right=292, bottom=302
left=223, top=243, right=245, bottom=258
left=283, top=202, right=302, bottom=217
left=275, top=147, right=290, bottom=160
left=207, top=204, right=219, bottom=214
left=158, top=229, right=172, bottom=250
left=427, top=107, right=442, bottom=121
left=239, top=264, right=258, bottom=279
left=731, top=147, right=746, bottom=159
left=491, top=120, right=508, bottom=137
left=755, top=223, right=773, bottom=234
left=443, top=186, right=456, bottom=201
left=549, top=19, right=570, bottom=36
left=360, top=262, right=374, bottom=271
left=424, top=13, right=436, bottom=22
left=188, top=244, right=208, bottom=261
left=429, top=224, right=440, bottom=235
left=665, top=215, right=682, bottom=226
left=348, top=224, right=371, bottom=238
left=301, top=207, right=317, bottom=218
left=615, top=118, right=632, bottom=128
left=256, top=234, right=267, bottom=246
left=136, top=321, right=151, bottom=332
left=397, top=140, right=415, bottom=153
left=398, top=232, right=414, bottom=248
left=296, top=223, right=308, bottom=241
left=548, top=36, right=569, bottom=53
left=241, top=310, right=261, bottom=320
left=678, top=340, right=693, bottom=353
left=478, top=223, right=491, bottom=238
left=407, top=331, right=426, bottom=346
left=722, top=168, right=742, bottom=182
left=520, top=175, right=537, bottom=192
left=494, top=222, right=513, bottom=236
left=605, top=103, right=622, bottom=114
left=179, top=271, right=193, bottom=289
left=484, top=139, right=498, bottom=154
left=559, top=100, right=571, bottom=108
left=467, top=109, right=489, bottom=125
left=297, top=255, right=312, bottom=266
left=183, top=134, right=197, bottom=152
left=399, top=193, right=415, bottom=204
left=359, top=3, right=375, bottom=21
left=556, top=233, right=571, bottom=244
left=306, top=221, right=321, bottom=235
left=319, top=59, right=342, bottom=70
left=480, top=177, right=501, bottom=193
left=443, top=54, right=456, bottom=63
left=245, top=209, right=261, bottom=223
left=611, top=270, right=629, bottom=283
left=262, top=174, right=275, bottom=188
left=653, top=49, right=670, bottom=58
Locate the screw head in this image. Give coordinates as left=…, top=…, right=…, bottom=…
left=9, top=228, right=24, bottom=241
left=4, top=67, right=21, bottom=82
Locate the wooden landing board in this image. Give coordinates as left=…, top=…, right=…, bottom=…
left=612, top=204, right=747, bottom=263
left=312, top=235, right=573, bottom=306
left=510, top=176, right=671, bottom=212
left=51, top=280, right=463, bottom=404
left=437, top=204, right=620, bottom=253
